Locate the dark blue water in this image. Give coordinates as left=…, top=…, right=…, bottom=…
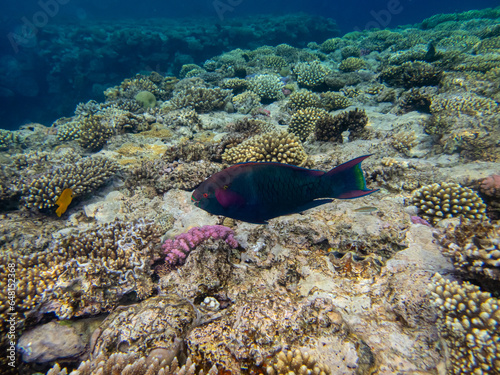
left=0, top=0, right=498, bottom=129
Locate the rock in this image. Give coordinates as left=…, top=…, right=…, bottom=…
left=17, top=321, right=85, bottom=363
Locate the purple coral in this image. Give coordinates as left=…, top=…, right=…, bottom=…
left=162, top=225, right=238, bottom=265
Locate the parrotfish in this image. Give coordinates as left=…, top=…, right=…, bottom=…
left=55, top=188, right=74, bottom=217
left=192, top=155, right=378, bottom=224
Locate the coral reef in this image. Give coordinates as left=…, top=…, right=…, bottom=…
left=319, top=92, right=351, bottom=110
left=338, top=57, right=366, bottom=73
left=233, top=91, right=262, bottom=114
left=47, top=353, right=216, bottom=375
left=294, top=61, right=329, bottom=88
left=379, top=61, right=442, bottom=88
left=436, top=220, right=500, bottom=285
left=429, top=274, right=500, bottom=375
left=248, top=74, right=284, bottom=101
left=411, top=182, right=487, bottom=225
left=266, top=349, right=331, bottom=375
left=289, top=107, right=330, bottom=142
left=0, top=129, right=19, bottom=149
left=22, top=156, right=119, bottom=213
left=222, top=130, right=307, bottom=166
left=169, top=86, right=233, bottom=112
left=288, top=90, right=320, bottom=110
left=162, top=225, right=238, bottom=265
left=315, top=108, right=368, bottom=142
left=0, top=219, right=161, bottom=322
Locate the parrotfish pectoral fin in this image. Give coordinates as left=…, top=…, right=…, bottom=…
left=297, top=199, right=334, bottom=212
left=325, top=155, right=378, bottom=199
left=336, top=189, right=379, bottom=199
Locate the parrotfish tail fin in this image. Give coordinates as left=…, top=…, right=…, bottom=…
left=325, top=155, right=379, bottom=199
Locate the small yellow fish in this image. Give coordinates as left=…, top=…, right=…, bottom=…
left=353, top=206, right=378, bottom=213
left=55, top=188, right=74, bottom=217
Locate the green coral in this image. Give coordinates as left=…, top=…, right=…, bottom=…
left=134, top=90, right=157, bottom=108
left=339, top=57, right=366, bottom=72
left=379, top=61, right=442, bottom=88
left=320, top=38, right=343, bottom=52
left=320, top=92, right=352, bottom=110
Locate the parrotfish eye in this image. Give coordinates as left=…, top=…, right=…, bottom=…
left=223, top=185, right=229, bottom=190
left=203, top=193, right=209, bottom=198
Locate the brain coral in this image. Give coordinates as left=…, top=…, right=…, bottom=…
left=222, top=130, right=307, bottom=166
left=429, top=274, right=500, bottom=375
left=411, top=182, right=487, bottom=225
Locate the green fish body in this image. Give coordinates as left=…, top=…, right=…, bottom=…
left=192, top=155, right=378, bottom=224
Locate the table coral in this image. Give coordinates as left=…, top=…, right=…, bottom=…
left=429, top=274, right=500, bottom=375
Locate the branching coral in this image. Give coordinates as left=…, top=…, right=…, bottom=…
left=314, top=108, right=368, bottom=142
left=429, top=274, right=500, bottom=375
left=436, top=220, right=500, bottom=284
left=294, top=61, right=330, bottom=88
left=287, top=90, right=320, bottom=110
left=22, top=156, right=119, bottom=213
left=248, top=74, right=284, bottom=101
left=411, top=182, right=487, bottom=225
left=162, top=225, right=238, bottom=265
left=289, top=107, right=330, bottom=142
left=379, top=61, right=442, bottom=88
left=170, top=87, right=232, bottom=112
left=222, top=130, right=307, bottom=166
left=266, top=349, right=331, bottom=375
left=339, top=57, right=366, bottom=72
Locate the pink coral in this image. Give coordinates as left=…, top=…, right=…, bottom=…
left=162, top=225, right=238, bottom=265
left=479, top=174, right=500, bottom=198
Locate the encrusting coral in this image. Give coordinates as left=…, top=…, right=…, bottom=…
left=0, top=219, right=161, bottom=324
left=162, top=225, right=238, bottom=266
left=429, top=274, right=500, bottom=375
left=411, top=182, right=487, bottom=225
